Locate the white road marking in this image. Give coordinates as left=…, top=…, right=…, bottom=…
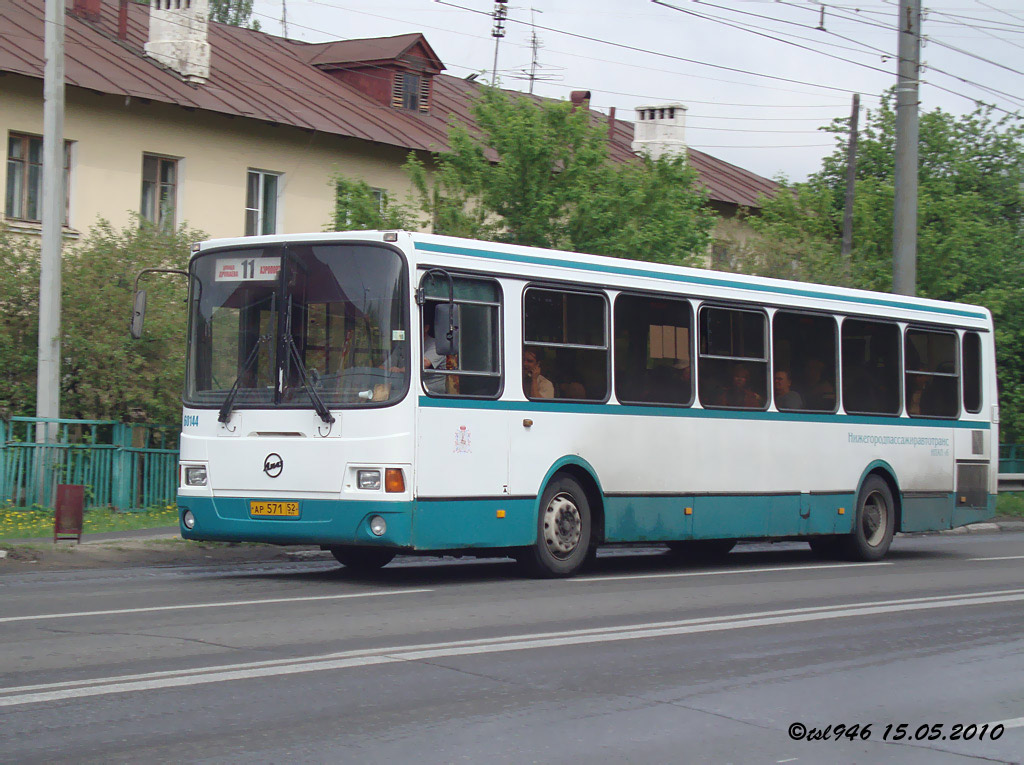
left=0, top=589, right=433, bottom=625
left=2, top=588, right=1022, bottom=708
left=572, top=562, right=893, bottom=583
left=988, top=716, right=1024, bottom=729
left=968, top=555, right=1024, bottom=562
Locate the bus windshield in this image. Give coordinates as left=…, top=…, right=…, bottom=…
left=186, top=243, right=409, bottom=410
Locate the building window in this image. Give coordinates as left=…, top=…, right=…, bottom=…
left=245, top=170, right=280, bottom=236
left=391, top=72, right=429, bottom=112
left=5, top=133, right=71, bottom=224
left=141, top=154, right=178, bottom=229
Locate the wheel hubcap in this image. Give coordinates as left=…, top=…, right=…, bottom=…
left=543, top=493, right=582, bottom=559
left=862, top=490, right=889, bottom=547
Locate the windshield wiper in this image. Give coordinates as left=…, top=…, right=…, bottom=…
left=218, top=334, right=270, bottom=423
left=283, top=332, right=336, bottom=425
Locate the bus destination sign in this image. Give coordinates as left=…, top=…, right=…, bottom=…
left=215, top=257, right=281, bottom=282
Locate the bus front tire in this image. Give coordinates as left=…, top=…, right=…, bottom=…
left=328, top=545, right=396, bottom=571
left=517, top=475, right=592, bottom=578
left=840, top=475, right=895, bottom=561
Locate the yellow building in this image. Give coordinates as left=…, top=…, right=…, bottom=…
left=1, top=0, right=776, bottom=241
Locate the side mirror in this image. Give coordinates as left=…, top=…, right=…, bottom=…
left=130, top=290, right=147, bottom=339
left=434, top=303, right=460, bottom=356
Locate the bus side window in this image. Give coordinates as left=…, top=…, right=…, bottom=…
left=841, top=319, right=901, bottom=415
left=418, top=273, right=502, bottom=398
left=523, top=288, right=608, bottom=402
left=614, top=294, right=692, bottom=406
left=962, top=332, right=982, bottom=414
left=904, top=328, right=959, bottom=418
left=772, top=311, right=837, bottom=413
left=697, top=305, right=769, bottom=410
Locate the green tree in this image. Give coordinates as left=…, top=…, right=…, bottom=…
left=327, top=175, right=419, bottom=232
left=729, top=94, right=1024, bottom=440
left=0, top=219, right=202, bottom=424
left=400, top=87, right=714, bottom=265
left=208, top=0, right=260, bottom=31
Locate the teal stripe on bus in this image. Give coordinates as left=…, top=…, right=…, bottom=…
left=418, top=396, right=990, bottom=429
left=413, top=240, right=988, bottom=321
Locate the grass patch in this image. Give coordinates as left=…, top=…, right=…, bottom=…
left=0, top=504, right=178, bottom=540
left=996, top=493, right=1024, bottom=518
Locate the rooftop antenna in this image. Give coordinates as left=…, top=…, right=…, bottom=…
left=491, top=0, right=508, bottom=85
left=527, top=6, right=541, bottom=93
left=282, top=0, right=289, bottom=38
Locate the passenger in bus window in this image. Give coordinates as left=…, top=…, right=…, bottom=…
left=773, top=369, right=803, bottom=410
left=908, top=372, right=928, bottom=415
left=802, top=357, right=836, bottom=410
left=717, top=363, right=764, bottom=408
left=523, top=349, right=554, bottom=399
left=421, top=316, right=446, bottom=394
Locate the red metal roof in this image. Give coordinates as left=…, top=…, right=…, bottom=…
left=0, top=0, right=777, bottom=208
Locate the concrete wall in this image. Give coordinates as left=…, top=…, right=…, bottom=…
left=1, top=74, right=420, bottom=239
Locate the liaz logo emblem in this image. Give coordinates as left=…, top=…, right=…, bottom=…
left=263, top=453, right=283, bottom=478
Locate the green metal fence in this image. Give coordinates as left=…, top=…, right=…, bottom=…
left=0, top=417, right=178, bottom=511
left=1000, top=444, right=1024, bottom=475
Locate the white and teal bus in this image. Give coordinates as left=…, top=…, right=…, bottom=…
left=164, top=230, right=998, bottom=576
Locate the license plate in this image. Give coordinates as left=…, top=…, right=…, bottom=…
left=250, top=501, right=299, bottom=517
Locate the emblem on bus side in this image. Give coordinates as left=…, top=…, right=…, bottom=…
left=263, top=453, right=283, bottom=478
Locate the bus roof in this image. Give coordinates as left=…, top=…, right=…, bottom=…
left=192, top=230, right=992, bottom=327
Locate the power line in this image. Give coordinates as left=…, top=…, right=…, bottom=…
left=433, top=0, right=874, bottom=96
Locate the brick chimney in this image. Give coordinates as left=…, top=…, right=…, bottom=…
left=569, top=90, right=591, bottom=111
left=632, top=103, right=687, bottom=160
left=144, top=0, right=211, bottom=84
left=71, top=0, right=103, bottom=22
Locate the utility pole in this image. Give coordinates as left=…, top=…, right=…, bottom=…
left=491, top=0, right=508, bottom=85
left=892, top=0, right=921, bottom=296
left=840, top=93, right=860, bottom=267
left=37, top=0, right=66, bottom=444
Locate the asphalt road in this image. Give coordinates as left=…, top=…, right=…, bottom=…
left=1, top=533, right=1022, bottom=764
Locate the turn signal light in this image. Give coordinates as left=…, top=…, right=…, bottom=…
left=385, top=468, right=405, bottom=493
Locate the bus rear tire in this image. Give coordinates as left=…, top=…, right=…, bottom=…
left=839, top=475, right=895, bottom=561
left=517, top=475, right=592, bottom=578
left=329, top=546, right=396, bottom=571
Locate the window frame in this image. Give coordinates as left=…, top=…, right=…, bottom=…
left=140, top=153, right=179, bottom=230
left=244, top=169, right=281, bottom=236
left=962, top=330, right=983, bottom=415
left=522, top=283, right=611, bottom=404
left=613, top=291, right=695, bottom=408
left=5, top=132, right=72, bottom=224
left=903, top=325, right=960, bottom=420
left=418, top=269, right=504, bottom=400
left=770, top=308, right=840, bottom=415
left=839, top=316, right=903, bottom=417
left=697, top=302, right=771, bottom=412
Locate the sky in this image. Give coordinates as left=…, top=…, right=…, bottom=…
left=250, top=0, right=1024, bottom=182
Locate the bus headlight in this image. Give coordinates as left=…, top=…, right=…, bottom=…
left=357, top=469, right=382, bottom=490
left=182, top=509, right=196, bottom=529
left=184, top=466, right=208, bottom=487
left=369, top=515, right=387, bottom=536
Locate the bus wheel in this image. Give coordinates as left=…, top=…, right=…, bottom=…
left=666, top=539, right=736, bottom=561
left=840, top=475, right=895, bottom=561
left=328, top=546, right=396, bottom=571
left=518, top=475, right=592, bottom=578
